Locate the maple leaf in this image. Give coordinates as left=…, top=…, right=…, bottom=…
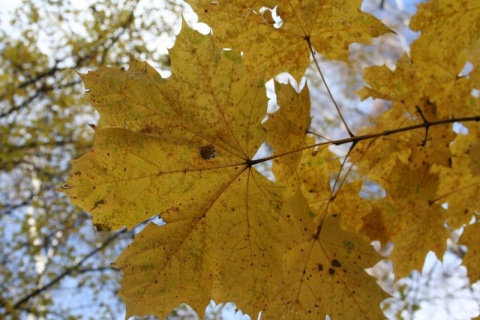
left=186, top=0, right=390, bottom=81
left=116, top=169, right=304, bottom=317
left=359, top=163, right=448, bottom=279
left=262, top=213, right=388, bottom=319
left=436, top=124, right=480, bottom=228
left=65, top=22, right=268, bottom=230
left=410, top=0, right=480, bottom=80
left=459, top=221, right=480, bottom=282
left=265, top=124, right=387, bottom=318
left=64, top=23, right=307, bottom=318
left=357, top=55, right=423, bottom=111
left=292, top=164, right=386, bottom=319
left=360, top=0, right=480, bottom=118
left=264, top=81, right=311, bottom=182
left=349, top=107, right=451, bottom=277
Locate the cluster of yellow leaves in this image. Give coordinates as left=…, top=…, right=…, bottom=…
left=187, top=0, right=389, bottom=81
left=352, top=0, right=480, bottom=280
left=63, top=0, right=480, bottom=319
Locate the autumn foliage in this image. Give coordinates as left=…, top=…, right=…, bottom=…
left=63, top=0, right=480, bottom=319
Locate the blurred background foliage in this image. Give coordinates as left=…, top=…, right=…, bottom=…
left=1, top=0, right=478, bottom=319
left=0, top=0, right=184, bottom=318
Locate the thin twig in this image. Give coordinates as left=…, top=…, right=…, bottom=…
left=305, top=36, right=355, bottom=137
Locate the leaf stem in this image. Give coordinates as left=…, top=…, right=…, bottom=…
left=305, top=36, right=355, bottom=137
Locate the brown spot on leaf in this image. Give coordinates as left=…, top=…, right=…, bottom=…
left=140, top=124, right=163, bottom=135
left=332, top=259, right=341, bottom=267
left=199, top=144, right=216, bottom=159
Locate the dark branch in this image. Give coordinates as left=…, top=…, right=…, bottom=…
left=253, top=115, right=480, bottom=164
left=12, top=227, right=127, bottom=311
left=415, top=106, right=430, bottom=147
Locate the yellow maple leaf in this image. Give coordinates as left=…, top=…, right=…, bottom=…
left=410, top=0, right=480, bottom=78
left=409, top=0, right=480, bottom=117
left=358, top=54, right=423, bottom=110
left=350, top=153, right=448, bottom=278
left=360, top=40, right=479, bottom=120
left=265, top=130, right=386, bottom=318
left=436, top=124, right=480, bottom=228
left=355, top=0, right=480, bottom=248
left=459, top=221, right=480, bottom=282
left=264, top=81, right=311, bottom=182
left=64, top=24, right=307, bottom=317
left=262, top=213, right=388, bottom=319
left=186, top=0, right=390, bottom=81
left=65, top=22, right=268, bottom=230
left=116, top=169, right=304, bottom=317
left=308, top=99, right=451, bottom=278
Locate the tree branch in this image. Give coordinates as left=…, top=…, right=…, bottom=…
left=11, top=227, right=128, bottom=312
left=251, top=114, right=480, bottom=165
